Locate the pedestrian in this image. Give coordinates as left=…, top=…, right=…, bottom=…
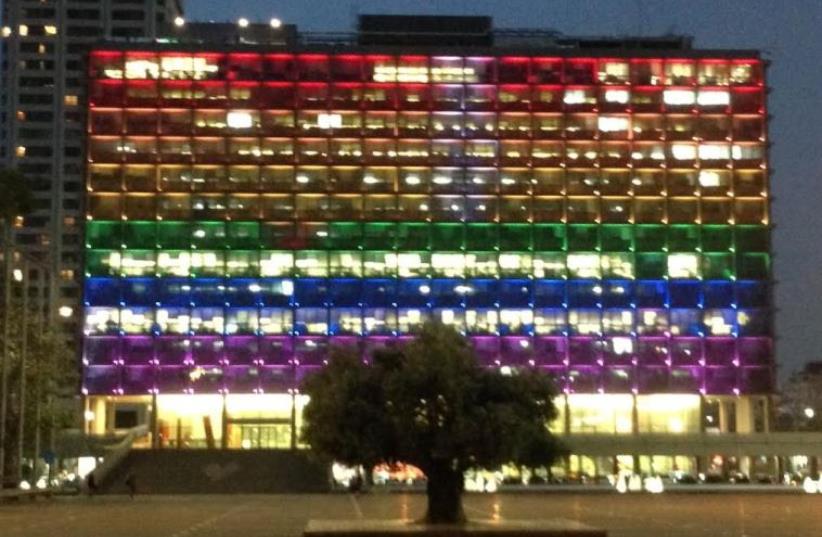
left=125, top=473, right=137, bottom=499
left=86, top=472, right=97, bottom=496
left=348, top=470, right=363, bottom=494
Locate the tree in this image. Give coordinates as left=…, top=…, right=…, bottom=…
left=0, top=305, right=76, bottom=482
left=1, top=168, right=34, bottom=485
left=302, top=321, right=561, bottom=524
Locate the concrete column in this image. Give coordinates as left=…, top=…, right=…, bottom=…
left=150, top=393, right=159, bottom=449
left=631, top=394, right=640, bottom=474
left=220, top=395, right=228, bottom=449
left=290, top=393, right=298, bottom=449
left=736, top=397, right=753, bottom=434
left=719, top=400, right=729, bottom=433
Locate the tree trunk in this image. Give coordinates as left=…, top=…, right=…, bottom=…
left=424, top=462, right=466, bottom=525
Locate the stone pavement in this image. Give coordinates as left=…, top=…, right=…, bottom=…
left=0, top=492, right=819, bottom=537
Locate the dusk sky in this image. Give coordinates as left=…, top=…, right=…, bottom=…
left=188, top=0, right=822, bottom=379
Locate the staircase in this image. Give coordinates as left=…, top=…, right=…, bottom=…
left=97, top=449, right=330, bottom=494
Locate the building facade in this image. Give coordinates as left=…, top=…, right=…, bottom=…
left=82, top=17, right=773, bottom=473
left=0, top=0, right=182, bottom=328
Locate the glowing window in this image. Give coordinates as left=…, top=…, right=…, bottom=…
left=636, top=395, right=700, bottom=434
left=157, top=251, right=191, bottom=277
left=260, top=252, right=294, bottom=276
left=317, top=113, right=342, bottom=129
left=603, top=89, right=629, bottom=104
left=698, top=171, right=722, bottom=187
left=704, top=309, right=734, bottom=336
left=670, top=144, right=697, bottom=160
left=563, top=89, right=589, bottom=105
left=667, top=253, right=700, bottom=278
left=568, top=253, right=601, bottom=279
left=698, top=144, right=730, bottom=160
left=732, top=144, right=764, bottom=161
left=568, top=394, right=633, bottom=434
left=663, top=89, right=695, bottom=106
left=431, top=253, right=465, bottom=277
left=697, top=90, right=730, bottom=106
left=84, top=308, right=119, bottom=335
left=227, top=111, right=253, bottom=129
left=598, top=116, right=629, bottom=133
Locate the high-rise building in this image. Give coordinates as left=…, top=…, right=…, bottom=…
left=0, top=0, right=183, bottom=329
left=82, top=16, right=772, bottom=475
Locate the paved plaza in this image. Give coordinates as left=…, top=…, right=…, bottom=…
left=1, top=492, right=819, bottom=537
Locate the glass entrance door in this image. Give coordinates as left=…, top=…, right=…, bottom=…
left=235, top=423, right=292, bottom=449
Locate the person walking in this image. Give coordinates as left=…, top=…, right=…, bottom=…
left=125, top=473, right=137, bottom=499
left=86, top=472, right=97, bottom=496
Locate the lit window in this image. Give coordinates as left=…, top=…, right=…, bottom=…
left=159, top=56, right=219, bottom=79
left=697, top=90, right=730, bottom=106
left=732, top=144, right=763, bottom=161
left=611, top=337, right=634, bottom=355
left=670, top=144, right=696, bottom=161
left=698, top=144, right=730, bottom=160
left=18, top=25, right=28, bottom=36
left=600, top=62, right=629, bottom=82
left=567, top=253, right=601, bottom=279
left=597, top=116, right=629, bottom=133
left=603, top=89, right=629, bottom=104
left=698, top=171, right=722, bottom=187
left=227, top=111, right=253, bottom=129
left=125, top=59, right=160, bottom=79
left=317, top=113, right=342, bottom=129
left=431, top=253, right=465, bottom=277
left=64, top=95, right=78, bottom=106
left=2, top=27, right=12, bottom=37
left=157, top=251, right=191, bottom=277
left=563, top=89, right=588, bottom=105
left=15, top=146, right=26, bottom=157
left=704, top=310, right=734, bottom=336
left=568, top=310, right=601, bottom=335
left=667, top=253, right=700, bottom=278
left=44, top=25, right=57, bottom=35
left=663, top=89, right=695, bottom=106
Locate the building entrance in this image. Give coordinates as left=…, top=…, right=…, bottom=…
left=228, top=419, right=293, bottom=449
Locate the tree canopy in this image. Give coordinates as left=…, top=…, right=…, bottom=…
left=301, top=321, right=562, bottom=523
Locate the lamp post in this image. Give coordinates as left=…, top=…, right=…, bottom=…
left=14, top=258, right=28, bottom=485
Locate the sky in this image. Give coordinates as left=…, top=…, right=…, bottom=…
left=188, top=0, right=822, bottom=379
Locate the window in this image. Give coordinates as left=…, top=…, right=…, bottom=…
left=668, top=253, right=700, bottom=279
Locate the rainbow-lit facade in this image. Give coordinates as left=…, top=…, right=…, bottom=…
left=83, top=41, right=772, bottom=451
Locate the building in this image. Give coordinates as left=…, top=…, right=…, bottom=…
left=0, top=0, right=183, bottom=329
left=82, top=16, right=773, bottom=475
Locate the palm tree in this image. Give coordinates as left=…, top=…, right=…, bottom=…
left=0, top=167, right=33, bottom=485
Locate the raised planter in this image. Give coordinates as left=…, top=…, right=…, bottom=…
left=305, top=519, right=606, bottom=537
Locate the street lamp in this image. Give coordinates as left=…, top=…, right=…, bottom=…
left=58, top=306, right=73, bottom=319
left=173, top=16, right=185, bottom=27
left=805, top=407, right=816, bottom=420
left=238, top=17, right=249, bottom=28
left=270, top=18, right=282, bottom=29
